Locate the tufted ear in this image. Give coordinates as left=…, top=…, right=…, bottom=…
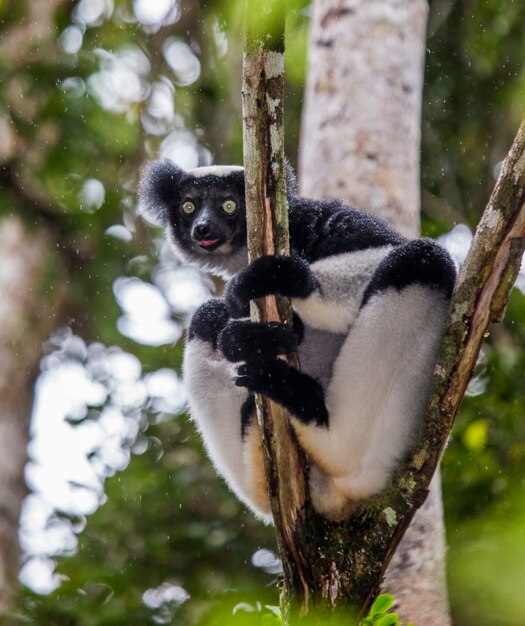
left=137, top=159, right=184, bottom=226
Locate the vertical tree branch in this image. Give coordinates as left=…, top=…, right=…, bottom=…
left=358, top=115, right=525, bottom=617
left=242, top=0, right=310, bottom=620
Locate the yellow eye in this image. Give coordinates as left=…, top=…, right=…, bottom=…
left=222, top=199, right=237, bottom=214
left=182, top=201, right=196, bottom=215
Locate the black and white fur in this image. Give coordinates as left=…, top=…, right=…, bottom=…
left=138, top=160, right=456, bottom=521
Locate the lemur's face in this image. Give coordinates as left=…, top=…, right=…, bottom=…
left=138, top=162, right=248, bottom=277
left=172, top=168, right=247, bottom=258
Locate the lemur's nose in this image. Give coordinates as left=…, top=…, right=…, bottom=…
left=193, top=222, right=212, bottom=240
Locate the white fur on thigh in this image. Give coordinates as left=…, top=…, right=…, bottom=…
left=293, top=285, right=449, bottom=517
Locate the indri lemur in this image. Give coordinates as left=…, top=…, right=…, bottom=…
left=138, top=161, right=456, bottom=522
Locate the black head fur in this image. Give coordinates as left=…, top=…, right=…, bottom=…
left=138, top=160, right=249, bottom=278
left=137, top=159, right=184, bottom=226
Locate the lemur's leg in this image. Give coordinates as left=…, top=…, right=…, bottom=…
left=184, top=300, right=271, bottom=520
left=299, top=240, right=456, bottom=518
left=235, top=359, right=329, bottom=426
left=239, top=396, right=272, bottom=516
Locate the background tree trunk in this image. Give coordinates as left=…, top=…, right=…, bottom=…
left=298, top=1, right=450, bottom=624
left=0, top=0, right=71, bottom=615
left=0, top=217, right=66, bottom=615
left=300, top=0, right=424, bottom=238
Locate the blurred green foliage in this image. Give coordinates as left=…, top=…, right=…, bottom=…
left=447, top=487, right=525, bottom=626
left=422, top=0, right=525, bottom=228
left=1, top=0, right=524, bottom=624
left=19, top=417, right=276, bottom=625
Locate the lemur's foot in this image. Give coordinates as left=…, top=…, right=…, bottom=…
left=235, top=359, right=328, bottom=426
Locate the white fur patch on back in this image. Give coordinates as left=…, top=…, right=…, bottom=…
left=186, top=165, right=244, bottom=178
left=293, top=247, right=392, bottom=333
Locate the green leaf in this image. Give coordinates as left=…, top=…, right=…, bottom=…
left=370, top=594, right=395, bottom=616
left=264, top=605, right=281, bottom=617
left=376, top=613, right=400, bottom=626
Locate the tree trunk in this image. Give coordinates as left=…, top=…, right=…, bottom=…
left=0, top=0, right=71, bottom=615
left=0, top=216, right=66, bottom=614
left=242, top=2, right=310, bottom=619
left=299, top=1, right=451, bottom=624
left=299, top=0, right=425, bottom=238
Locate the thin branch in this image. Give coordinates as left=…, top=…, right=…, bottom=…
left=242, top=0, right=310, bottom=619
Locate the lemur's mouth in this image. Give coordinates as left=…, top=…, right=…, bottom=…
left=198, top=238, right=221, bottom=251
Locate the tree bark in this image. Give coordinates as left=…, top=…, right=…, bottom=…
left=0, top=217, right=66, bottom=614
left=299, top=0, right=427, bottom=238
left=299, top=2, right=451, bottom=624
left=242, top=2, right=310, bottom=620
left=381, top=474, right=449, bottom=624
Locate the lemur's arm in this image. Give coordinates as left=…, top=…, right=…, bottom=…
left=220, top=257, right=332, bottom=426
left=224, top=256, right=316, bottom=318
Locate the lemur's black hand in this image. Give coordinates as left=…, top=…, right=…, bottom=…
left=188, top=299, right=230, bottom=349
left=235, top=359, right=328, bottom=426
left=218, top=319, right=299, bottom=363
left=225, top=255, right=317, bottom=318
